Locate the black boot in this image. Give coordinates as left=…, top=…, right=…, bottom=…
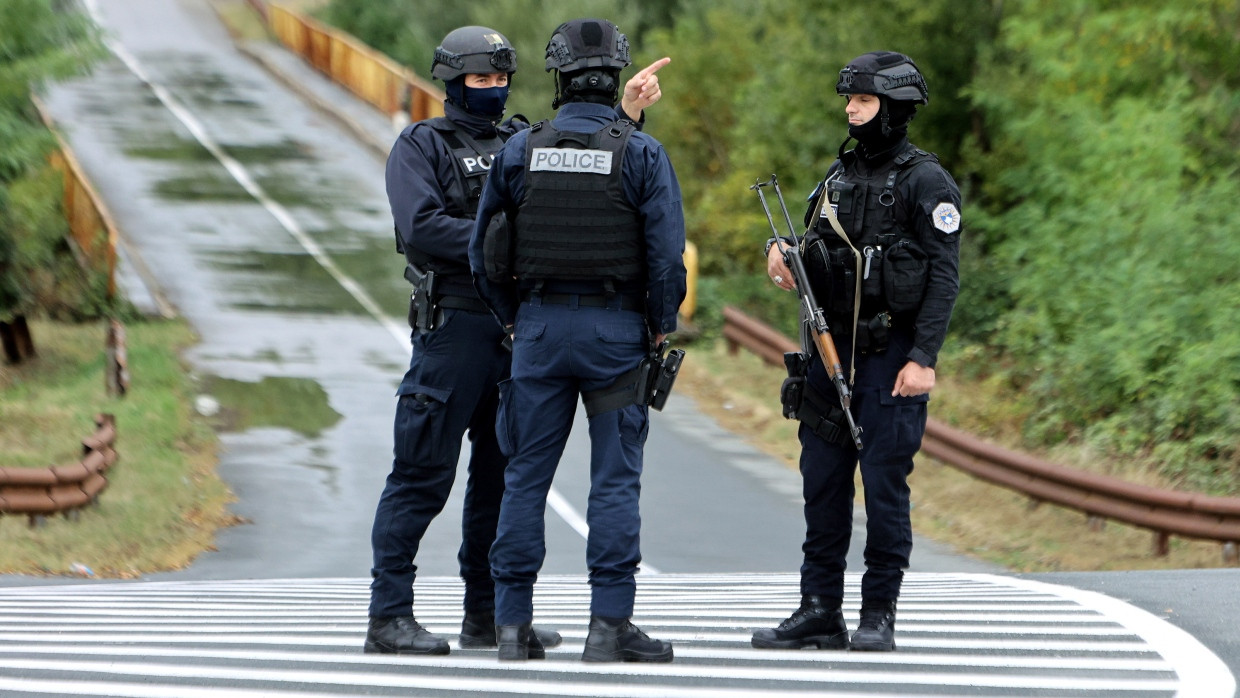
left=496, top=623, right=546, bottom=661
left=581, top=616, right=673, bottom=663
left=850, top=599, right=897, bottom=651
left=751, top=595, right=849, bottom=650
left=363, top=616, right=450, bottom=655
left=460, top=610, right=563, bottom=649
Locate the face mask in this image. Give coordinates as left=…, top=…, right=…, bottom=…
left=463, top=85, right=509, bottom=117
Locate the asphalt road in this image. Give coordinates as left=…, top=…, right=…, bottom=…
left=2, top=0, right=1234, bottom=695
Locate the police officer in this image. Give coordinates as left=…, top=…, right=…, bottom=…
left=753, top=51, right=961, bottom=653
left=366, top=25, right=665, bottom=656
left=469, top=18, right=685, bottom=663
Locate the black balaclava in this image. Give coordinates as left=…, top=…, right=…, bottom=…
left=845, top=97, right=917, bottom=161
left=444, top=77, right=508, bottom=133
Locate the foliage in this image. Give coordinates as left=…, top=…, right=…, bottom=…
left=321, top=0, right=1240, bottom=494
left=318, top=0, right=642, bottom=123
left=967, top=0, right=1240, bottom=489
left=0, top=0, right=103, bottom=320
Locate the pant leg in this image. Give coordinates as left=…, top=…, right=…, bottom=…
left=797, top=367, right=858, bottom=600
left=584, top=403, right=648, bottom=617
left=856, top=387, right=925, bottom=601
left=369, top=309, right=503, bottom=618
left=491, top=303, right=577, bottom=626
left=458, top=364, right=508, bottom=613
left=449, top=312, right=511, bottom=613
left=577, top=306, right=651, bottom=618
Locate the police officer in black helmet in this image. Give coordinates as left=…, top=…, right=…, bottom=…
left=365, top=25, right=666, bottom=657
left=469, top=18, right=685, bottom=663
left=753, top=51, right=962, bottom=653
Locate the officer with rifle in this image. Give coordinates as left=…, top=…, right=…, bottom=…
left=752, top=51, right=962, bottom=653
left=365, top=25, right=666, bottom=657
left=469, top=18, right=686, bottom=663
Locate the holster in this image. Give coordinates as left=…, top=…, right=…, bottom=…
left=582, top=343, right=686, bottom=417
left=404, top=263, right=440, bottom=331
left=780, top=351, right=852, bottom=447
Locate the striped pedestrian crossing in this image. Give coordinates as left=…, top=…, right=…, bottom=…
left=0, top=573, right=1231, bottom=696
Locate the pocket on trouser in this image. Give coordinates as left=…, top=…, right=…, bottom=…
left=876, top=390, right=929, bottom=461
left=394, top=383, right=453, bottom=465
left=494, top=377, right=516, bottom=457
left=618, top=404, right=649, bottom=446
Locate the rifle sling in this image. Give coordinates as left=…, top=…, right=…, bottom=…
left=816, top=182, right=862, bottom=383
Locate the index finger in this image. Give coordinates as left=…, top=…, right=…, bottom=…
left=634, top=57, right=671, bottom=80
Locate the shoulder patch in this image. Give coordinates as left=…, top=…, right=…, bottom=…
left=931, top=202, right=961, bottom=234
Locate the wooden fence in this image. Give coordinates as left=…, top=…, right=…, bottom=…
left=32, top=97, right=118, bottom=300
left=267, top=3, right=444, bottom=122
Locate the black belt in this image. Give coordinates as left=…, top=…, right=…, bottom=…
left=437, top=294, right=490, bottom=313
left=522, top=292, right=643, bottom=311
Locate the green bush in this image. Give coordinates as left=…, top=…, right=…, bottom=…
left=0, top=0, right=103, bottom=321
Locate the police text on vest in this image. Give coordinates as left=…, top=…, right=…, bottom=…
left=530, top=148, right=613, bottom=174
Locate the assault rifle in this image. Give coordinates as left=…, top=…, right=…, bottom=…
left=751, top=175, right=863, bottom=449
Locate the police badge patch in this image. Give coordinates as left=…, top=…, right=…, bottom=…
left=932, top=202, right=961, bottom=233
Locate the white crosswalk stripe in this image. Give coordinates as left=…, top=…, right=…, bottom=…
left=0, top=573, right=1230, bottom=697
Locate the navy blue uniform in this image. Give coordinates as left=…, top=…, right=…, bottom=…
left=469, top=102, right=685, bottom=625
left=797, top=137, right=961, bottom=603
left=370, top=102, right=642, bottom=620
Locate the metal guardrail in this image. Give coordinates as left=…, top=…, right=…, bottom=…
left=0, top=414, right=118, bottom=526
left=721, top=305, right=1240, bottom=561
left=267, top=3, right=444, bottom=123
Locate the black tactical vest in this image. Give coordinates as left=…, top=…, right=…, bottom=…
left=426, top=117, right=506, bottom=218
left=805, top=144, right=937, bottom=323
left=401, top=118, right=507, bottom=280
left=512, top=120, right=644, bottom=282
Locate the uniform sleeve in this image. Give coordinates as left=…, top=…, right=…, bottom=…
left=905, top=165, right=962, bottom=368
left=469, top=143, right=520, bottom=328
left=614, top=104, right=645, bottom=130
left=385, top=124, right=474, bottom=266
left=625, top=137, right=686, bottom=335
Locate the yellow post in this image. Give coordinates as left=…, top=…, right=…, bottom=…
left=681, top=241, right=698, bottom=323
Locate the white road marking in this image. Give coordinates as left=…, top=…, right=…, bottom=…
left=0, top=573, right=1231, bottom=697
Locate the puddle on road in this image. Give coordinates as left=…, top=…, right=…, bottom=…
left=125, top=138, right=314, bottom=164
left=132, top=137, right=361, bottom=211
left=143, top=52, right=265, bottom=114
left=154, top=170, right=250, bottom=202
left=201, top=237, right=410, bottom=317
left=202, top=248, right=365, bottom=315
left=203, top=375, right=341, bottom=438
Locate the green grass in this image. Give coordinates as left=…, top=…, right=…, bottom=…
left=0, top=318, right=234, bottom=578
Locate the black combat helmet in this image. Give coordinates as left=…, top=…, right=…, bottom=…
left=836, top=51, right=928, bottom=105
left=544, top=18, right=631, bottom=73
left=431, top=26, right=517, bottom=81
left=545, top=18, right=631, bottom=108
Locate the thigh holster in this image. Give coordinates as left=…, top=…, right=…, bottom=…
left=781, top=352, right=852, bottom=447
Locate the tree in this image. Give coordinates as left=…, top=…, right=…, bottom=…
left=0, top=0, right=101, bottom=353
